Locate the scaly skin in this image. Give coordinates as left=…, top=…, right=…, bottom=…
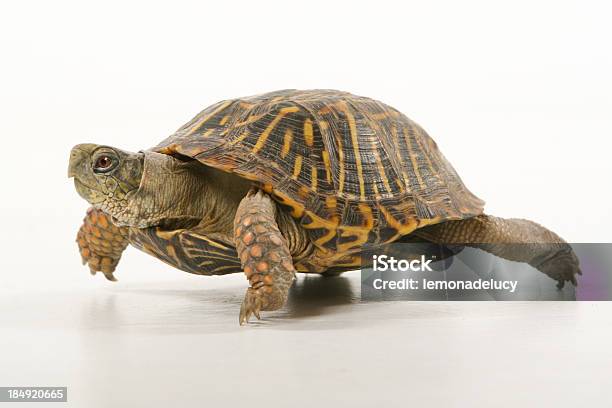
left=76, top=208, right=129, bottom=281
left=70, top=144, right=306, bottom=324
left=234, top=189, right=296, bottom=325
left=70, top=143, right=581, bottom=325
left=415, top=214, right=581, bottom=288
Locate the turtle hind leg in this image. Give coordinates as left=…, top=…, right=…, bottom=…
left=414, top=214, right=581, bottom=288
left=76, top=208, right=129, bottom=281
left=234, top=189, right=296, bottom=325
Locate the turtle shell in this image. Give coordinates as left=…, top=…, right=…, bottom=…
left=153, top=89, right=484, bottom=255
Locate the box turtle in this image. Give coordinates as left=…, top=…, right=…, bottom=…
left=68, top=89, right=580, bottom=324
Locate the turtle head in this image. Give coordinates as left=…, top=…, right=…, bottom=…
left=68, top=144, right=144, bottom=225
left=69, top=144, right=213, bottom=228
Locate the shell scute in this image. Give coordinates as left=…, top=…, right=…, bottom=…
left=153, top=89, right=484, bottom=252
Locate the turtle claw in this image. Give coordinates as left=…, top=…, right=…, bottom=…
left=104, top=272, right=117, bottom=282
left=556, top=274, right=577, bottom=289
left=84, top=259, right=118, bottom=282
left=239, top=288, right=263, bottom=325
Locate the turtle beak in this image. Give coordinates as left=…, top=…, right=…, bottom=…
left=68, top=144, right=97, bottom=178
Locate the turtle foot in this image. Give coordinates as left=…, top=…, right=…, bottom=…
left=537, top=249, right=582, bottom=289
left=239, top=287, right=264, bottom=325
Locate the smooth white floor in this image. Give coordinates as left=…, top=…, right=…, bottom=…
left=0, top=272, right=610, bottom=408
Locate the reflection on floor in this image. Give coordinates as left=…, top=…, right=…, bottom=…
left=0, top=272, right=609, bottom=407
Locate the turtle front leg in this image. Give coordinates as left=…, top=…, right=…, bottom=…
left=415, top=214, right=581, bottom=289
left=76, top=208, right=129, bottom=281
left=234, top=189, right=296, bottom=325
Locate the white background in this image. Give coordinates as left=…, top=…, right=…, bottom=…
left=0, top=1, right=611, bottom=407
left=0, top=0, right=610, bottom=291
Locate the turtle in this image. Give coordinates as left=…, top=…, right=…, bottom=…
left=68, top=89, right=580, bottom=324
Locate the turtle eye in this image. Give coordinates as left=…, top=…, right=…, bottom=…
left=93, top=155, right=116, bottom=173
